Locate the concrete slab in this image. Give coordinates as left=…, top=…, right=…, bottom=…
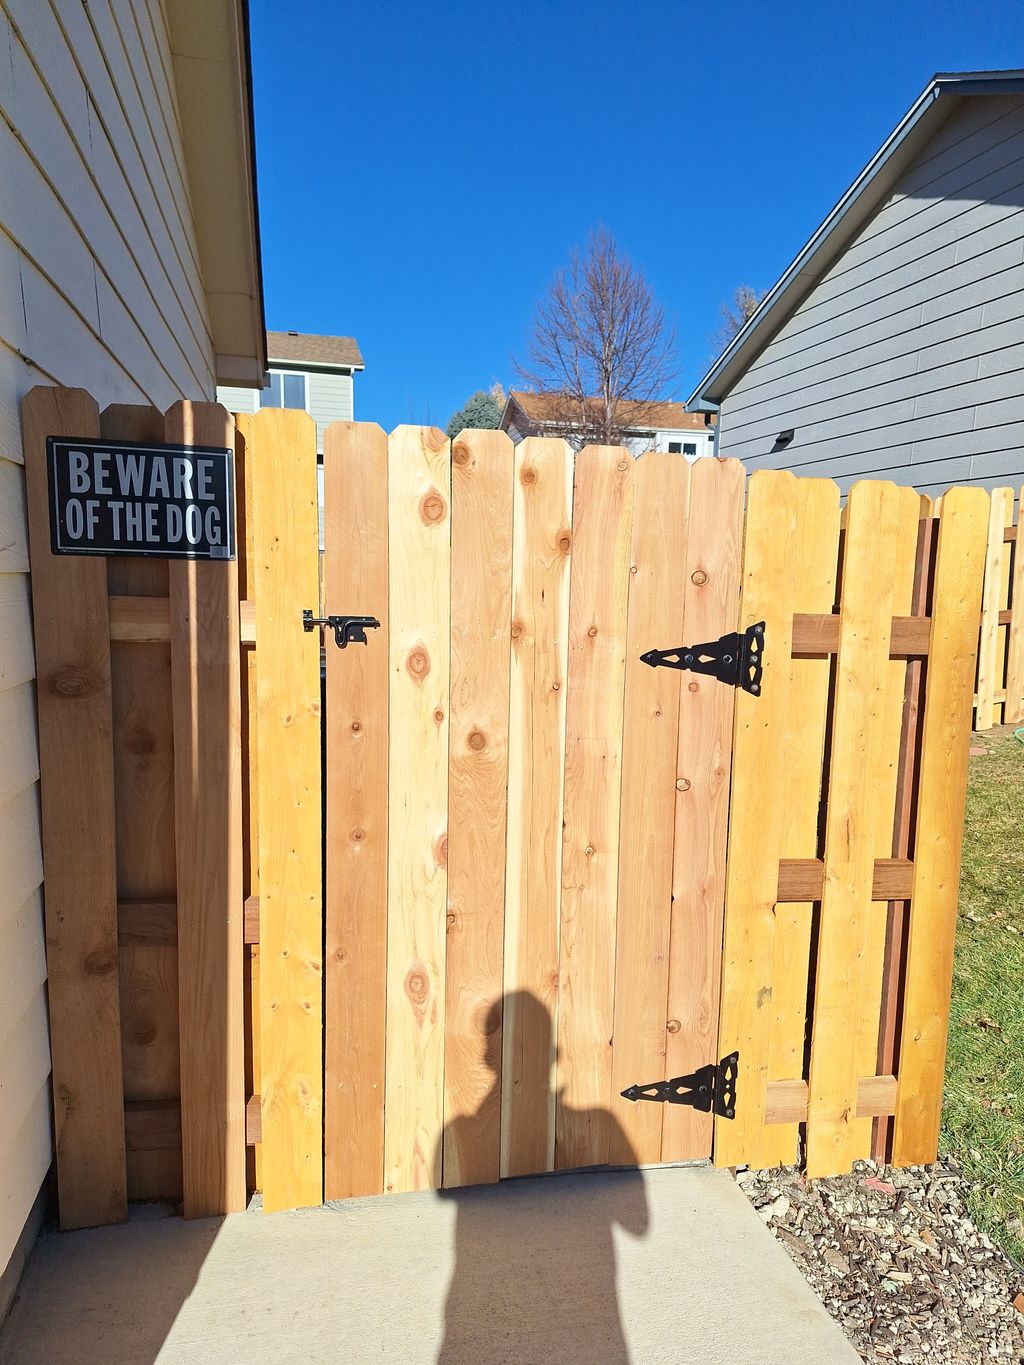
left=1, top=1165, right=858, bottom=1364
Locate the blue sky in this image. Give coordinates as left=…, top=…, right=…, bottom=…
left=250, top=0, right=1024, bottom=432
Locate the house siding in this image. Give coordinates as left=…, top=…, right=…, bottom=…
left=718, top=94, right=1024, bottom=496
left=0, top=0, right=216, bottom=1279
left=307, top=368, right=354, bottom=451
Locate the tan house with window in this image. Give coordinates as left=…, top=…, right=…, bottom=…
left=0, top=0, right=264, bottom=1311
left=500, top=390, right=718, bottom=458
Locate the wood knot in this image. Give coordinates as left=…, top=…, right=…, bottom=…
left=557, top=531, right=571, bottom=553
left=133, top=1023, right=157, bottom=1045
left=406, top=646, right=431, bottom=682
left=474, top=1001, right=500, bottom=1036
left=666, top=1019, right=681, bottom=1034
left=433, top=706, right=445, bottom=725
left=467, top=729, right=487, bottom=752
left=446, top=911, right=457, bottom=929
left=617, top=459, right=629, bottom=471
left=452, top=443, right=471, bottom=466
left=551, top=680, right=560, bottom=691
left=688, top=681, right=699, bottom=693
left=351, top=720, right=362, bottom=733
left=629, top=564, right=638, bottom=575
left=48, top=666, right=96, bottom=700
left=350, top=827, right=365, bottom=844
left=83, top=950, right=116, bottom=976
left=691, top=569, right=709, bottom=586
left=405, top=964, right=430, bottom=1007
left=676, top=778, right=691, bottom=791
left=587, top=626, right=598, bottom=638
left=520, top=464, right=537, bottom=485
left=434, top=833, right=448, bottom=868
left=124, top=727, right=155, bottom=757
left=419, top=489, right=448, bottom=524
left=584, top=844, right=595, bottom=857
left=510, top=622, right=523, bottom=640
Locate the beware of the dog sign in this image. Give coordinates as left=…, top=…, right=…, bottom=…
left=47, top=436, right=235, bottom=560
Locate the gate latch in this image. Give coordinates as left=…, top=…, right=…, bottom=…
left=303, top=609, right=381, bottom=649
left=640, top=622, right=764, bottom=695
left=620, top=1052, right=738, bottom=1119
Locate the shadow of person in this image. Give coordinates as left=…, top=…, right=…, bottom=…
left=436, top=991, right=648, bottom=1364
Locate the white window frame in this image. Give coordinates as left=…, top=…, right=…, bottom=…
left=256, top=368, right=310, bottom=414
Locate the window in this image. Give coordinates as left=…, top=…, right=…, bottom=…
left=683, top=442, right=697, bottom=457
left=259, top=370, right=307, bottom=410
left=668, top=441, right=682, bottom=454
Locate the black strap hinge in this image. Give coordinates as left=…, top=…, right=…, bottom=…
left=303, top=610, right=381, bottom=649
left=640, top=622, right=764, bottom=695
left=620, top=1052, right=738, bottom=1119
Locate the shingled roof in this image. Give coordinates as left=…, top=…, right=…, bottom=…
left=267, top=330, right=364, bottom=368
left=508, top=391, right=714, bottom=431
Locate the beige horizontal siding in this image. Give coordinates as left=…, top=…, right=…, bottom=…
left=0, top=0, right=219, bottom=1277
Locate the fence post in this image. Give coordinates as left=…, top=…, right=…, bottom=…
left=21, top=386, right=127, bottom=1230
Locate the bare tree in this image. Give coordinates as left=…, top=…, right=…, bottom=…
left=514, top=227, right=677, bottom=448
left=712, top=284, right=765, bottom=354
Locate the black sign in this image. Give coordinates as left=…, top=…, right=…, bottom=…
left=47, top=436, right=235, bottom=560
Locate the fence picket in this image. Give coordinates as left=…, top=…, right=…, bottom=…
left=324, top=422, right=390, bottom=1200
left=556, top=446, right=634, bottom=1170
left=502, top=437, right=573, bottom=1178
left=610, top=452, right=689, bottom=1165
left=101, top=403, right=180, bottom=1205
left=715, top=472, right=841, bottom=1171
left=662, top=456, right=744, bottom=1162
left=1006, top=489, right=1023, bottom=725
left=251, top=408, right=323, bottom=1213
left=443, top=430, right=514, bottom=1188
left=22, top=385, right=127, bottom=1230
left=164, top=400, right=246, bottom=1218
left=975, top=487, right=1013, bottom=729
left=893, top=487, right=989, bottom=1164
left=384, top=426, right=451, bottom=1193
left=805, top=482, right=919, bottom=1178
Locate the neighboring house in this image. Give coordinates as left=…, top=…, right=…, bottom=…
left=688, top=70, right=1024, bottom=496
left=218, top=330, right=364, bottom=546
left=501, top=390, right=717, bottom=459
left=0, top=0, right=264, bottom=1307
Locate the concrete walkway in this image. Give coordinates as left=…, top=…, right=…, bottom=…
left=1, top=1165, right=858, bottom=1364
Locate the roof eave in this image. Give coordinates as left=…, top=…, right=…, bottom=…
left=687, top=71, right=1024, bottom=408
left=166, top=0, right=267, bottom=390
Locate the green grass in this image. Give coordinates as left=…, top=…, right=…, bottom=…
left=940, top=726, right=1024, bottom=1266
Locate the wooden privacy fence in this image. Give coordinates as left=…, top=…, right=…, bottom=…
left=715, top=476, right=987, bottom=1178
left=973, top=485, right=1023, bottom=731
left=22, top=390, right=991, bottom=1228
left=22, top=387, right=246, bottom=1229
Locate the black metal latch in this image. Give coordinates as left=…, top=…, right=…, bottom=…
left=640, top=622, right=764, bottom=695
left=303, top=609, right=381, bottom=649
left=620, top=1052, right=738, bottom=1119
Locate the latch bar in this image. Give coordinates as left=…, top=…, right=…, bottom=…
left=303, top=609, right=381, bottom=649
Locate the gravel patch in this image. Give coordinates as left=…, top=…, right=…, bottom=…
left=736, top=1157, right=1024, bottom=1362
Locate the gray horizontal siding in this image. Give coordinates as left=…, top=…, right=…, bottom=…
left=308, top=370, right=354, bottom=452
left=216, top=385, right=258, bottom=416
left=719, top=97, right=1024, bottom=492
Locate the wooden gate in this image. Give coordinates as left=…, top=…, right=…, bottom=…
left=318, top=424, right=745, bottom=1198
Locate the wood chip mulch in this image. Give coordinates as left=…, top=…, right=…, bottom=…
left=736, top=1157, right=1024, bottom=1362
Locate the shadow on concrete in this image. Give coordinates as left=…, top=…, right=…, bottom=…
left=437, top=991, right=648, bottom=1363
